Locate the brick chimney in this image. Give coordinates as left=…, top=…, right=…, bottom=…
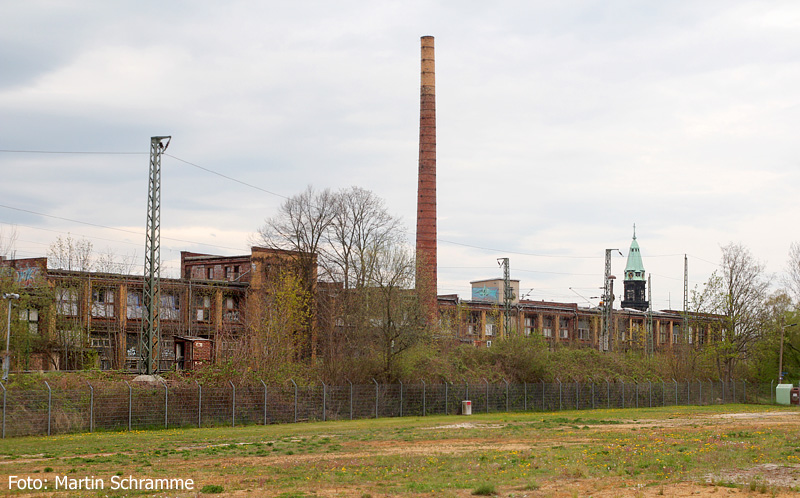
left=416, top=35, right=437, bottom=316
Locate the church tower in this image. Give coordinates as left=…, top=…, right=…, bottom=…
left=621, top=226, right=648, bottom=311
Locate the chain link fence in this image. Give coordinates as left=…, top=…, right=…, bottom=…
left=0, top=378, right=775, bottom=438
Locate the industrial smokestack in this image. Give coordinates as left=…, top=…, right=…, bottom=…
left=416, top=35, right=437, bottom=316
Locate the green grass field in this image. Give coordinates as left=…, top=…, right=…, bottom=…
left=0, top=404, right=798, bottom=497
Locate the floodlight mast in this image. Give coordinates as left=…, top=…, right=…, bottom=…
left=140, top=136, right=170, bottom=375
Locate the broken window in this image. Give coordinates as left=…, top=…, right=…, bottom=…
left=542, top=317, right=553, bottom=338
left=127, top=291, right=143, bottom=319
left=524, top=315, right=536, bottom=336
left=160, top=292, right=180, bottom=321
left=56, top=287, right=79, bottom=316
left=485, top=315, right=496, bottom=336
left=467, top=311, right=480, bottom=335
left=577, top=318, right=590, bottom=340
left=19, top=308, right=38, bottom=334
left=91, top=287, right=115, bottom=318
left=194, top=294, right=211, bottom=322
left=223, top=295, right=241, bottom=322
left=559, top=317, right=569, bottom=339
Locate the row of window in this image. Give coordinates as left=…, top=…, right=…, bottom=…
left=465, top=313, right=704, bottom=344
left=54, top=288, right=241, bottom=322
left=197, top=265, right=242, bottom=281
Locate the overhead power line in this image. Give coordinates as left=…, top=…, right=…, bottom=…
left=165, top=154, right=288, bottom=200
left=0, top=149, right=145, bottom=155
left=0, top=204, right=247, bottom=253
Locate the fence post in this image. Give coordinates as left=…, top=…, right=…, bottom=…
left=372, top=378, right=379, bottom=419
left=422, top=380, right=427, bottom=416
left=557, top=378, right=562, bottom=411
left=259, top=380, right=267, bottom=425
left=687, top=380, right=690, bottom=405
left=742, top=380, right=746, bottom=404
left=124, top=381, right=132, bottom=431
left=445, top=381, right=449, bottom=416
left=770, top=379, right=774, bottom=404
left=722, top=379, right=725, bottom=403
left=86, top=381, right=94, bottom=433
left=483, top=378, right=489, bottom=414
left=229, top=380, right=236, bottom=427
left=606, top=379, right=610, bottom=409
left=161, top=379, right=168, bottom=429
left=195, top=380, right=202, bottom=428
left=699, top=380, right=703, bottom=406
left=501, top=379, right=508, bottom=412
left=347, top=379, right=353, bottom=420
left=44, top=381, right=51, bottom=436
left=541, top=379, right=545, bottom=411
left=589, top=378, right=595, bottom=410
left=620, top=379, right=625, bottom=409
left=399, top=381, right=403, bottom=417
left=661, top=380, right=665, bottom=407
left=290, top=379, right=298, bottom=423
left=648, top=381, right=652, bottom=408
left=731, top=380, right=735, bottom=404
left=635, top=381, right=639, bottom=409
left=524, top=382, right=527, bottom=411
left=1, top=381, right=5, bottom=439
left=321, top=382, right=327, bottom=422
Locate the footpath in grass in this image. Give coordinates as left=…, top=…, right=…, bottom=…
left=0, top=404, right=798, bottom=497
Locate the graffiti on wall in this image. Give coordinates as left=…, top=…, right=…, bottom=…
left=15, top=267, right=39, bottom=287
left=472, top=285, right=499, bottom=302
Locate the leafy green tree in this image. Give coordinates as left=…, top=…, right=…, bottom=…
left=695, top=243, right=769, bottom=381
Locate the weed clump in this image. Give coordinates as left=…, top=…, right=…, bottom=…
left=472, top=483, right=497, bottom=496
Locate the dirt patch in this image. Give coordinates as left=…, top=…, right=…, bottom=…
left=428, top=422, right=506, bottom=430
left=711, top=411, right=797, bottom=420
left=707, top=463, right=800, bottom=488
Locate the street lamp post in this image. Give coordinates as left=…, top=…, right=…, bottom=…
left=2, top=293, right=20, bottom=381
left=778, top=322, right=798, bottom=384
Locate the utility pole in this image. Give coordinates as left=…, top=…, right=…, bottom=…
left=140, top=136, right=170, bottom=375
left=498, top=258, right=512, bottom=336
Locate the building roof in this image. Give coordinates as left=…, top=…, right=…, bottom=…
left=624, top=227, right=646, bottom=281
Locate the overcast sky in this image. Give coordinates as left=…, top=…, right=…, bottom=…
left=2, top=1, right=799, bottom=311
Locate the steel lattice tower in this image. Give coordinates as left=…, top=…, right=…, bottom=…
left=683, top=254, right=689, bottom=342
left=140, top=136, right=170, bottom=375
left=601, top=249, right=617, bottom=351
left=646, top=275, right=653, bottom=355
left=498, top=258, right=512, bottom=335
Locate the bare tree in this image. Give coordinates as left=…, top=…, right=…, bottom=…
left=95, top=248, right=138, bottom=275
left=48, top=235, right=94, bottom=271
left=0, top=225, right=17, bottom=259
left=256, top=186, right=337, bottom=358
left=255, top=185, right=418, bottom=376
left=325, top=186, right=404, bottom=289
left=697, top=243, right=770, bottom=380
left=784, top=241, right=800, bottom=305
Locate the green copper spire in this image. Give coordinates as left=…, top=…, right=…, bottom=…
left=624, top=224, right=645, bottom=281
